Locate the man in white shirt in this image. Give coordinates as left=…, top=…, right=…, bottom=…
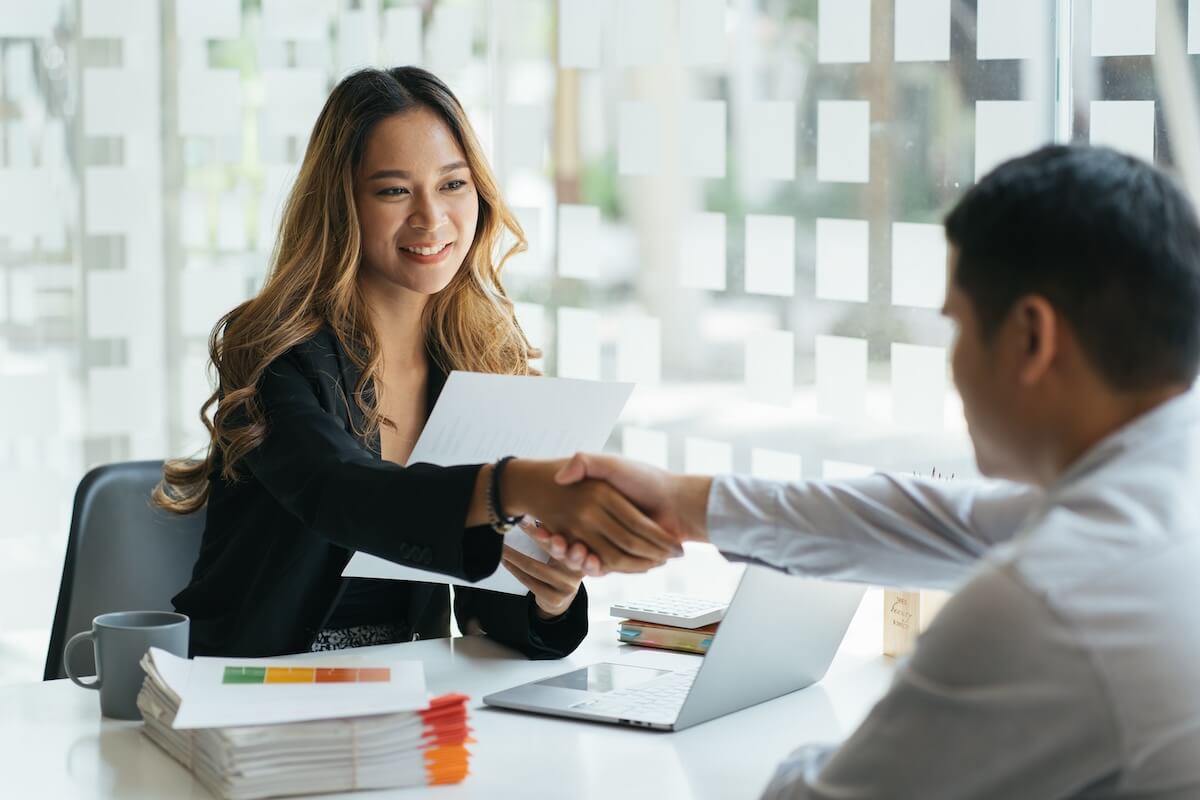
left=534, top=145, right=1200, bottom=798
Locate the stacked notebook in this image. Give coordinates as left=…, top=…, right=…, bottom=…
left=136, top=648, right=471, bottom=799
left=617, top=619, right=719, bottom=654
left=611, top=594, right=727, bottom=655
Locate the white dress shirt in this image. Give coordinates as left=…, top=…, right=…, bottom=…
left=707, top=391, right=1200, bottom=799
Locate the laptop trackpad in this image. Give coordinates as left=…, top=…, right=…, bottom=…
left=534, top=663, right=672, bottom=694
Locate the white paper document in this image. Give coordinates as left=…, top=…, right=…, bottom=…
left=343, top=372, right=634, bottom=594
left=146, top=648, right=430, bottom=729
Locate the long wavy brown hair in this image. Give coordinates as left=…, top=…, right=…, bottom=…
left=154, top=67, right=537, bottom=514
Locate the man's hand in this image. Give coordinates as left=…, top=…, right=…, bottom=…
left=557, top=453, right=711, bottom=541
left=525, top=454, right=712, bottom=563
left=502, top=458, right=684, bottom=575
left=501, top=546, right=582, bottom=618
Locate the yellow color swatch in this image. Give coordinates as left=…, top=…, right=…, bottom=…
left=264, top=667, right=316, bottom=684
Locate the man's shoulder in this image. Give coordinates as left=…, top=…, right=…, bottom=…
left=996, top=478, right=1200, bottom=600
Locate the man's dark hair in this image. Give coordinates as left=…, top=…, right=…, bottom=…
left=944, top=144, right=1200, bottom=391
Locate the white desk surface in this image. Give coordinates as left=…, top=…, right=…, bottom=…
left=1, top=604, right=895, bottom=799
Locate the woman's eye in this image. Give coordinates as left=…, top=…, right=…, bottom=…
left=378, top=187, right=409, bottom=197
left=444, top=179, right=467, bottom=191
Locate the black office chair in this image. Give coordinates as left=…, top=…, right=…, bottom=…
left=44, top=461, right=206, bottom=681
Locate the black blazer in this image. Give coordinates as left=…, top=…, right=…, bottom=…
left=173, top=329, right=588, bottom=658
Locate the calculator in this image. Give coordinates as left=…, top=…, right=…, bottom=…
left=609, top=594, right=728, bottom=629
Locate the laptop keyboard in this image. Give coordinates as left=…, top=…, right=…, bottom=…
left=569, top=668, right=698, bottom=724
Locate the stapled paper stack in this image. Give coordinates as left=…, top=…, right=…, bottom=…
left=136, top=648, right=471, bottom=799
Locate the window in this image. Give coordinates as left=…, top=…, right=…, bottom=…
left=0, top=0, right=1187, bottom=684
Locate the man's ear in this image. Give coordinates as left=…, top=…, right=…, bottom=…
left=1012, top=295, right=1057, bottom=386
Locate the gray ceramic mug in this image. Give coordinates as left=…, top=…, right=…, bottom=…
left=63, top=611, right=190, bottom=720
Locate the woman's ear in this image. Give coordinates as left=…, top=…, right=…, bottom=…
left=1013, top=295, right=1057, bottom=386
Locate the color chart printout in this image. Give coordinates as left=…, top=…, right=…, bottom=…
left=158, top=650, right=429, bottom=728
left=222, top=665, right=392, bottom=685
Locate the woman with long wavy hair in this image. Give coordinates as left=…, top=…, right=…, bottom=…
left=153, top=67, right=676, bottom=658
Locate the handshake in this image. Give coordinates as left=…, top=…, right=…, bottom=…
left=500, top=454, right=713, bottom=577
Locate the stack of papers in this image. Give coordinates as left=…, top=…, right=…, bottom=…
left=136, top=648, right=471, bottom=799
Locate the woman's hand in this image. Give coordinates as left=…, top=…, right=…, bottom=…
left=525, top=520, right=602, bottom=575
left=501, top=545, right=583, bottom=618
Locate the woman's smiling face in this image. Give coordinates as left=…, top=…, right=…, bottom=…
left=354, top=107, right=480, bottom=298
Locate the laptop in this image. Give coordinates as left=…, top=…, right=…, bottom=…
left=483, top=565, right=866, bottom=731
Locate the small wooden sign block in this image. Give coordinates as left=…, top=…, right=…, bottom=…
left=883, top=588, right=950, bottom=658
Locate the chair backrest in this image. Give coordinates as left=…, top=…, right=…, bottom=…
left=44, top=460, right=205, bottom=681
